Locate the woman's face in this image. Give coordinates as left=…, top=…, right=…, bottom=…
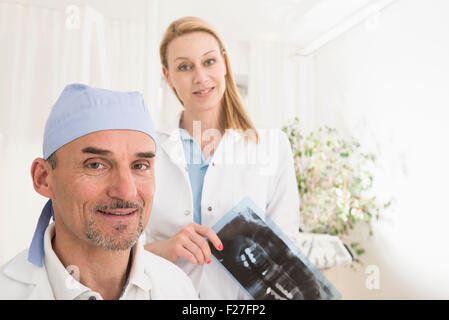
left=163, top=31, right=227, bottom=113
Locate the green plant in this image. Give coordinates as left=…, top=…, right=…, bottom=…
left=282, top=117, right=391, bottom=264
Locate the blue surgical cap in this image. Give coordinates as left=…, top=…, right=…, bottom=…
left=28, top=83, right=157, bottom=267
left=43, top=83, right=156, bottom=159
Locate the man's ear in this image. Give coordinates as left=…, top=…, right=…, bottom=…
left=31, top=158, right=54, bottom=199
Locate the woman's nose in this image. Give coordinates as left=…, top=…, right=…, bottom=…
left=193, top=66, right=209, bottom=84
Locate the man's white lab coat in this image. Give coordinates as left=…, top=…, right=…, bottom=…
left=0, top=234, right=198, bottom=300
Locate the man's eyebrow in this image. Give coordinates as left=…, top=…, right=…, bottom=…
left=82, top=147, right=111, bottom=155
left=82, top=147, right=155, bottom=158
left=136, top=151, right=155, bottom=158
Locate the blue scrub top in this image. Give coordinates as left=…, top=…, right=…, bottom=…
left=180, top=128, right=213, bottom=225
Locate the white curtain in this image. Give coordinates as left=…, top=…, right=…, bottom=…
left=0, top=0, right=160, bottom=264
left=247, top=39, right=301, bottom=129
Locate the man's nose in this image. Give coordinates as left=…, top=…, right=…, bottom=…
left=107, top=167, right=137, bottom=201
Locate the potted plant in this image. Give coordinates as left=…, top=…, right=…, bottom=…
left=282, top=118, right=391, bottom=265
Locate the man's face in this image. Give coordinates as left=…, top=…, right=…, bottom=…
left=47, top=130, right=155, bottom=251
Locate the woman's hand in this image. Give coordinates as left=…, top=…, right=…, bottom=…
left=144, top=223, right=223, bottom=265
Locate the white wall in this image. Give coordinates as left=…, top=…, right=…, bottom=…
left=312, top=0, right=449, bottom=299
left=2, top=0, right=448, bottom=300
left=0, top=0, right=156, bottom=265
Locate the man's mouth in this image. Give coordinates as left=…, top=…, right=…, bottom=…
left=97, top=209, right=138, bottom=216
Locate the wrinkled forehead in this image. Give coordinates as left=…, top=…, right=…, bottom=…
left=56, top=129, right=156, bottom=159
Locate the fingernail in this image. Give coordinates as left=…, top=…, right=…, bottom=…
left=218, top=244, right=223, bottom=251
left=207, top=260, right=211, bottom=264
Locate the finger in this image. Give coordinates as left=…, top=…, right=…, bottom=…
left=194, top=224, right=223, bottom=251
left=173, top=236, right=202, bottom=265
left=175, top=244, right=199, bottom=265
left=180, top=237, right=206, bottom=265
left=189, top=232, right=212, bottom=264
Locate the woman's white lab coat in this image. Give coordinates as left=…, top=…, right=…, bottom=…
left=144, top=113, right=300, bottom=299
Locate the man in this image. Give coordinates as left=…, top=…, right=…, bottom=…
left=0, top=84, right=198, bottom=299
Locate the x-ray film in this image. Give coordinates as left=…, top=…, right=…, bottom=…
left=209, top=197, right=341, bottom=300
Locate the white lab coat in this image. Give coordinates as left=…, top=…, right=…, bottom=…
left=144, top=113, right=301, bottom=299
left=0, top=242, right=198, bottom=300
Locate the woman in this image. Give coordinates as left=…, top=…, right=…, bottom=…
left=144, top=16, right=300, bottom=299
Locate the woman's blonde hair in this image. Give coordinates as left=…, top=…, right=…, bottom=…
left=160, top=16, right=259, bottom=143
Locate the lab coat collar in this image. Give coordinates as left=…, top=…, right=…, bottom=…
left=128, top=237, right=152, bottom=293
left=158, top=111, right=243, bottom=143
left=3, top=249, right=54, bottom=299
left=43, top=223, right=91, bottom=300
left=158, top=111, right=244, bottom=168
left=43, top=223, right=152, bottom=300
left=159, top=126, right=187, bottom=170
left=2, top=225, right=153, bottom=300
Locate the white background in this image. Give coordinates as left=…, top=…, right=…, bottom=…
left=1, top=0, right=448, bottom=299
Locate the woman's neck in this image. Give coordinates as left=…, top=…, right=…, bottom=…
left=180, top=107, right=224, bottom=159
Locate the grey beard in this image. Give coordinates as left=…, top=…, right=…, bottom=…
left=85, top=200, right=144, bottom=251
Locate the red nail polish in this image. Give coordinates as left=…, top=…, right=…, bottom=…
left=207, top=260, right=211, bottom=264
left=218, top=244, right=223, bottom=251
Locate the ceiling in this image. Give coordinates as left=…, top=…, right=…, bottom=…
left=158, top=0, right=379, bottom=48
left=11, top=0, right=387, bottom=51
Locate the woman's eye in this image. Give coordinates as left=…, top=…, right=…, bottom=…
left=205, top=59, right=215, bottom=66
left=178, top=64, right=191, bottom=71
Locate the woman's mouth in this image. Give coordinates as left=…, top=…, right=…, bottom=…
left=193, top=87, right=214, bottom=97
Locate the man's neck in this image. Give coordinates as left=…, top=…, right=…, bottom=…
left=52, top=229, right=132, bottom=300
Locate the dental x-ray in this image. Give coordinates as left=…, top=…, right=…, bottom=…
left=209, top=197, right=341, bottom=300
